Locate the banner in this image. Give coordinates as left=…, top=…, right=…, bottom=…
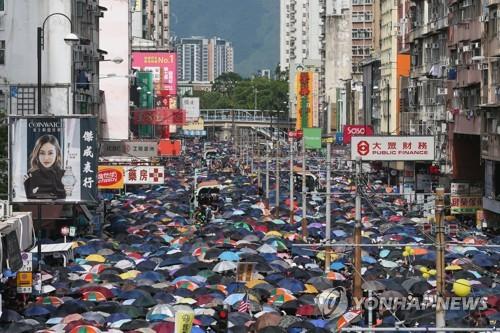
left=351, top=136, right=435, bottom=161
left=10, top=116, right=98, bottom=203
left=303, top=127, right=322, bottom=149
left=175, top=310, right=194, bottom=333
left=123, top=166, right=164, bottom=185
left=343, top=125, right=374, bottom=144
left=158, top=139, right=182, bottom=156
left=132, top=52, right=177, bottom=95
left=131, top=109, right=186, bottom=126
left=98, top=166, right=125, bottom=190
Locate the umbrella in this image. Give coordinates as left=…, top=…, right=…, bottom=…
left=361, top=280, right=386, bottom=291
left=213, top=261, right=237, bottom=272
left=146, top=304, right=175, bottom=321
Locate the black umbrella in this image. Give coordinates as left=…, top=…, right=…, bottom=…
left=54, top=300, right=89, bottom=316
left=120, top=319, right=150, bottom=330
left=258, top=326, right=286, bottom=333
left=409, top=280, right=433, bottom=296
left=0, top=309, right=22, bottom=323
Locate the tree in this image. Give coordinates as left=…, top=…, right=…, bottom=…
left=212, top=72, right=243, bottom=96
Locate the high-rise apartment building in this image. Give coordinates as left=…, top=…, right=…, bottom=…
left=351, top=0, right=378, bottom=76
left=131, top=0, right=170, bottom=47
left=280, top=0, right=326, bottom=122
left=175, top=37, right=234, bottom=83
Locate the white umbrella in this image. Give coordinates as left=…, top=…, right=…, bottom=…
left=212, top=260, right=237, bottom=272
left=257, top=244, right=277, bottom=254
left=379, top=259, right=399, bottom=268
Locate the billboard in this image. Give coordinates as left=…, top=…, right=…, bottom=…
left=10, top=116, right=98, bottom=203
left=123, top=166, right=165, bottom=185
left=98, top=166, right=125, bottom=190
left=450, top=196, right=482, bottom=214
left=132, top=52, right=177, bottom=95
left=181, top=97, right=200, bottom=121
left=350, top=136, right=435, bottom=161
left=343, top=125, right=374, bottom=144
left=131, top=109, right=186, bottom=126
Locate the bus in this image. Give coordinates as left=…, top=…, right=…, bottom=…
left=293, top=166, right=322, bottom=193
left=193, top=180, right=222, bottom=209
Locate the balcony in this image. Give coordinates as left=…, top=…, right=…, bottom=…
left=487, top=0, right=500, bottom=6
left=482, top=134, right=500, bottom=161
left=457, top=68, right=481, bottom=87
left=449, top=20, right=482, bottom=44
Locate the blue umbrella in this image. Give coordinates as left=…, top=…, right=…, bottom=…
left=106, top=312, right=132, bottom=323
left=330, top=262, right=345, bottom=271
left=191, top=326, right=206, bottom=333
left=218, top=251, right=240, bottom=262
left=362, top=255, right=377, bottom=264
left=472, top=254, right=494, bottom=267
left=278, top=278, right=305, bottom=293
left=24, top=305, right=52, bottom=317
left=137, top=271, right=164, bottom=282
left=224, top=293, right=246, bottom=306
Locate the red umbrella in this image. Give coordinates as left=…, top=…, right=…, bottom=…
left=196, top=294, right=215, bottom=306
left=153, top=321, right=175, bottom=333
left=296, top=304, right=321, bottom=316
left=78, top=286, right=114, bottom=299
left=254, top=225, right=268, bottom=233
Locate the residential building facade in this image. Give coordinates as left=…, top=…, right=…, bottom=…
left=175, top=37, right=234, bottom=83
left=0, top=0, right=104, bottom=116
left=131, top=0, right=170, bottom=47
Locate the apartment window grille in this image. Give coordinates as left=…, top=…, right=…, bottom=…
left=0, top=40, right=4, bottom=65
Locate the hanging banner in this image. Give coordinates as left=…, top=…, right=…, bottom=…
left=181, top=97, right=200, bottom=121
left=303, top=127, right=322, bottom=149
left=351, top=136, right=435, bottom=161
left=123, top=166, right=165, bottom=185
left=131, top=109, right=186, bottom=126
left=175, top=310, right=194, bottom=333
left=10, top=116, right=98, bottom=203
left=98, top=166, right=125, bottom=190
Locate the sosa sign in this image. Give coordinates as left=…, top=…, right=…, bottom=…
left=343, top=125, right=373, bottom=144
left=98, top=166, right=125, bottom=189
left=351, top=136, right=435, bottom=161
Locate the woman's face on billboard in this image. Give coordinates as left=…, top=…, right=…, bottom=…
left=38, top=142, right=57, bottom=168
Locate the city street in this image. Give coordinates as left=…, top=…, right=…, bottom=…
left=1, top=140, right=499, bottom=332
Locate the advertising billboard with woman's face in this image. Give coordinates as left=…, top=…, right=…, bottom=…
left=10, top=116, right=98, bottom=203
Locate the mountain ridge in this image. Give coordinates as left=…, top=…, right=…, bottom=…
left=171, top=0, right=279, bottom=77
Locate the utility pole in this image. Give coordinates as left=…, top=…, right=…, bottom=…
left=257, top=138, right=261, bottom=191
left=324, top=102, right=332, bottom=272
left=266, top=143, right=270, bottom=199
left=353, top=158, right=362, bottom=301
left=275, top=134, right=280, bottom=218
left=289, top=135, right=294, bottom=224
left=301, top=139, right=307, bottom=238
left=435, top=187, right=446, bottom=332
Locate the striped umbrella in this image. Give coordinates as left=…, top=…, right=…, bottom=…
left=36, top=296, right=64, bottom=306
left=69, top=325, right=102, bottom=333
left=82, top=291, right=107, bottom=302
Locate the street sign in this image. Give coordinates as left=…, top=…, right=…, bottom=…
left=20, top=252, right=32, bottom=272
left=69, top=226, right=76, bottom=237
left=16, top=272, right=32, bottom=293
left=322, top=137, right=334, bottom=144
left=303, top=128, right=322, bottom=149
left=450, top=196, right=482, bottom=214
left=351, top=136, right=435, bottom=161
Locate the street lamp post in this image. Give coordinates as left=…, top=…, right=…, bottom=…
left=37, top=13, right=79, bottom=114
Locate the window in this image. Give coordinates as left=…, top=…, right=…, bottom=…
left=0, top=0, right=4, bottom=12
left=0, top=40, right=5, bottom=65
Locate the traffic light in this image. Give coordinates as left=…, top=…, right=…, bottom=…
left=212, top=306, right=228, bottom=333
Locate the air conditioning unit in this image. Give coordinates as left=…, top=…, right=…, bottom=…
left=480, top=15, right=489, bottom=22
left=463, top=45, right=470, bottom=52
left=0, top=201, right=9, bottom=219
left=432, top=43, right=439, bottom=49
left=474, top=42, right=480, bottom=48
left=482, top=63, right=489, bottom=70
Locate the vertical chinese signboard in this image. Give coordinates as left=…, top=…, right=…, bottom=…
left=10, top=116, right=98, bottom=203
left=295, top=71, right=315, bottom=130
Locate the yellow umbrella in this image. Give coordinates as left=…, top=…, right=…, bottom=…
left=119, top=270, right=141, bottom=280
left=85, top=254, right=106, bottom=263
left=445, top=264, right=462, bottom=271
left=303, top=284, right=319, bottom=294
left=316, top=251, right=338, bottom=262
left=265, top=231, right=282, bottom=238
left=246, top=279, right=268, bottom=289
